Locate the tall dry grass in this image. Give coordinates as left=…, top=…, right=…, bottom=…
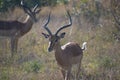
left=0, top=4, right=120, bottom=80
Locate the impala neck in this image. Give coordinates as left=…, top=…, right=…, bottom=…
left=54, top=41, right=62, bottom=53
left=54, top=41, right=63, bottom=59
left=22, top=15, right=34, bottom=35
left=24, top=15, right=34, bottom=26
left=54, top=41, right=66, bottom=66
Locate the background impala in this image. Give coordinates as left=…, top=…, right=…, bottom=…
left=0, top=0, right=41, bottom=57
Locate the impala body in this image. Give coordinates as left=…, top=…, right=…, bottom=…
left=42, top=10, right=87, bottom=80
left=54, top=42, right=84, bottom=69
left=0, top=0, right=40, bottom=57
left=0, top=16, right=33, bottom=37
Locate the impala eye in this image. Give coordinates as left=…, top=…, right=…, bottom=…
left=55, top=39, right=58, bottom=42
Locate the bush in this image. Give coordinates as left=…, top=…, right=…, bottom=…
left=0, top=0, right=69, bottom=12
left=23, top=60, right=42, bottom=73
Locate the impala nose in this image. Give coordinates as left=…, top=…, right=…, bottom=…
left=34, top=18, right=38, bottom=22
left=48, top=42, right=53, bottom=52
left=48, top=47, right=53, bottom=52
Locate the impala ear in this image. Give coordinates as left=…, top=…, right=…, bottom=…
left=59, top=32, right=66, bottom=38
left=42, top=32, right=49, bottom=38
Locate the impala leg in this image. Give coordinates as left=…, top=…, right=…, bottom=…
left=76, top=63, right=81, bottom=80
left=14, top=38, right=18, bottom=53
left=11, top=38, right=14, bottom=57
left=11, top=37, right=18, bottom=57
left=61, top=69, right=66, bottom=79
left=11, top=38, right=15, bottom=57
left=65, top=68, right=71, bottom=80
left=76, top=57, right=83, bottom=80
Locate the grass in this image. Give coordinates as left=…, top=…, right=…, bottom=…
left=0, top=4, right=120, bottom=80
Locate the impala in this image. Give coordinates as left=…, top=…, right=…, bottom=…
left=42, top=10, right=87, bottom=80
left=0, top=0, right=41, bottom=57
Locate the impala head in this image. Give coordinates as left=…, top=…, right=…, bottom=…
left=42, top=10, right=72, bottom=52
left=21, top=0, right=41, bottom=22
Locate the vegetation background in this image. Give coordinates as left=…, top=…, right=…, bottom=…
left=0, top=0, right=120, bottom=80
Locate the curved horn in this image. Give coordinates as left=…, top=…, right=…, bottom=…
left=43, top=11, right=52, bottom=35
left=33, top=4, right=41, bottom=14
left=33, top=4, right=38, bottom=11
left=20, top=0, right=32, bottom=15
left=55, top=10, right=72, bottom=35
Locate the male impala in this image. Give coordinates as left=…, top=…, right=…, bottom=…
left=0, top=0, right=40, bottom=57
left=42, top=11, right=87, bottom=80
